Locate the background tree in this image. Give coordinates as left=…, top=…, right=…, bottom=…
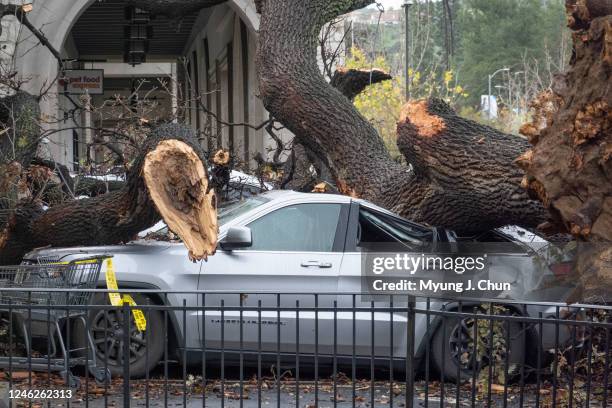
left=454, top=0, right=568, bottom=106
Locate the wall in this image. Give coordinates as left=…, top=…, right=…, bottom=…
left=183, top=3, right=269, bottom=170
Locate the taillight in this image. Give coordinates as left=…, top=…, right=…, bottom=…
left=549, top=261, right=573, bottom=278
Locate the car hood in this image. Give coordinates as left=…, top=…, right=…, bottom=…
left=24, top=241, right=172, bottom=263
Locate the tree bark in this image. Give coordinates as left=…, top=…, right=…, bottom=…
left=284, top=68, right=392, bottom=192
left=518, top=3, right=611, bottom=301
left=255, top=0, right=547, bottom=234
left=396, top=99, right=547, bottom=233
left=519, top=5, right=611, bottom=242
left=330, top=68, right=392, bottom=101
left=0, top=123, right=218, bottom=264
left=566, top=0, right=612, bottom=30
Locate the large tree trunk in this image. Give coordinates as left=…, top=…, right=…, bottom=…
left=517, top=1, right=612, bottom=300
left=0, top=123, right=218, bottom=264
left=519, top=1, right=611, bottom=242
left=255, top=0, right=547, bottom=235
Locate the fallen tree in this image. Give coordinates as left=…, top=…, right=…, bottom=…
left=0, top=0, right=609, bottom=300
left=255, top=0, right=548, bottom=235
left=0, top=2, right=226, bottom=264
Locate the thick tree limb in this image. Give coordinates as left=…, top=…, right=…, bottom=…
left=519, top=7, right=611, bottom=301
left=284, top=67, right=391, bottom=191
left=330, top=68, right=392, bottom=101
left=516, top=9, right=611, bottom=301
left=256, top=0, right=405, bottom=201
left=0, top=124, right=217, bottom=264
left=396, top=99, right=547, bottom=233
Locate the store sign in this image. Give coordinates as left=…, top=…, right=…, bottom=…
left=59, top=70, right=104, bottom=95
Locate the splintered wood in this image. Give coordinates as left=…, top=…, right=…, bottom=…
left=143, top=140, right=218, bottom=261
left=399, top=100, right=446, bottom=138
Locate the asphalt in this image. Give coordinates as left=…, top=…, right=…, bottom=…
left=6, top=380, right=605, bottom=408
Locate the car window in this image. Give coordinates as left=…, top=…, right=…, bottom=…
left=246, top=203, right=342, bottom=252
left=358, top=206, right=432, bottom=249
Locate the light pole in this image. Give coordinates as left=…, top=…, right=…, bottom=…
left=402, top=0, right=413, bottom=101
left=488, top=67, right=509, bottom=118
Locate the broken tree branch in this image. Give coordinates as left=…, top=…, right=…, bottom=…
left=330, top=68, right=392, bottom=101
left=0, top=124, right=218, bottom=264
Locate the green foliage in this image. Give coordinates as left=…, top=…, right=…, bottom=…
left=455, top=0, right=567, bottom=105
left=345, top=47, right=404, bottom=158
left=344, top=47, right=468, bottom=158
left=350, top=0, right=568, bottom=115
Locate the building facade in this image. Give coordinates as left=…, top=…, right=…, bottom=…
left=2, top=0, right=294, bottom=171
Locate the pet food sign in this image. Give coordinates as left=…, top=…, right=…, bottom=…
left=59, top=70, right=104, bottom=95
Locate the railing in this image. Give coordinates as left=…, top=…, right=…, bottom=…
left=0, top=289, right=609, bottom=407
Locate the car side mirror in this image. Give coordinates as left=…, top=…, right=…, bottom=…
left=220, top=226, right=252, bottom=251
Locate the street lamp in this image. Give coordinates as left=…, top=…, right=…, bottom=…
left=487, top=67, right=509, bottom=118
left=402, top=0, right=413, bottom=101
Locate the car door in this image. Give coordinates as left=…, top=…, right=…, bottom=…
left=198, top=201, right=349, bottom=356
left=338, top=202, right=435, bottom=361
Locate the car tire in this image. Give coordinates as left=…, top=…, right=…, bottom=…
left=73, top=293, right=164, bottom=378
left=430, top=313, right=526, bottom=383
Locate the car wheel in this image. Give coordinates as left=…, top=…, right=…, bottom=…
left=73, top=293, right=164, bottom=378
left=431, top=313, right=526, bottom=383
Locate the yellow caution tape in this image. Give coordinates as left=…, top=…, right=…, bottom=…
left=120, top=294, right=147, bottom=332
left=105, top=258, right=147, bottom=332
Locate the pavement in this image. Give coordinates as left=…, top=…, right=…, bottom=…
left=8, top=380, right=603, bottom=408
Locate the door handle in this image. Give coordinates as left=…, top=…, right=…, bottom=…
left=301, top=261, right=333, bottom=268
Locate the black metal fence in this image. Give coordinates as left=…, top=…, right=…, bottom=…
left=0, top=289, right=610, bottom=407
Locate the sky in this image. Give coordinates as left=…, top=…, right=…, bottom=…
left=368, top=0, right=406, bottom=10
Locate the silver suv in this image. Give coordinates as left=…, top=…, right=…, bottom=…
left=25, top=191, right=577, bottom=380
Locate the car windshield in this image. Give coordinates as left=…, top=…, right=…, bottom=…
left=218, top=195, right=271, bottom=226
left=142, top=195, right=270, bottom=239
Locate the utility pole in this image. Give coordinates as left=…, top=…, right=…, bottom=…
left=402, top=1, right=413, bottom=101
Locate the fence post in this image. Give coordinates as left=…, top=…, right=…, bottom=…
left=123, top=302, right=131, bottom=408
left=405, top=296, right=416, bottom=408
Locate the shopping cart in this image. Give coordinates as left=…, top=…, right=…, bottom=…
left=0, top=256, right=111, bottom=387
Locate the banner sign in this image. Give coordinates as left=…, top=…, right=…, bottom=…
left=59, top=69, right=104, bottom=95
